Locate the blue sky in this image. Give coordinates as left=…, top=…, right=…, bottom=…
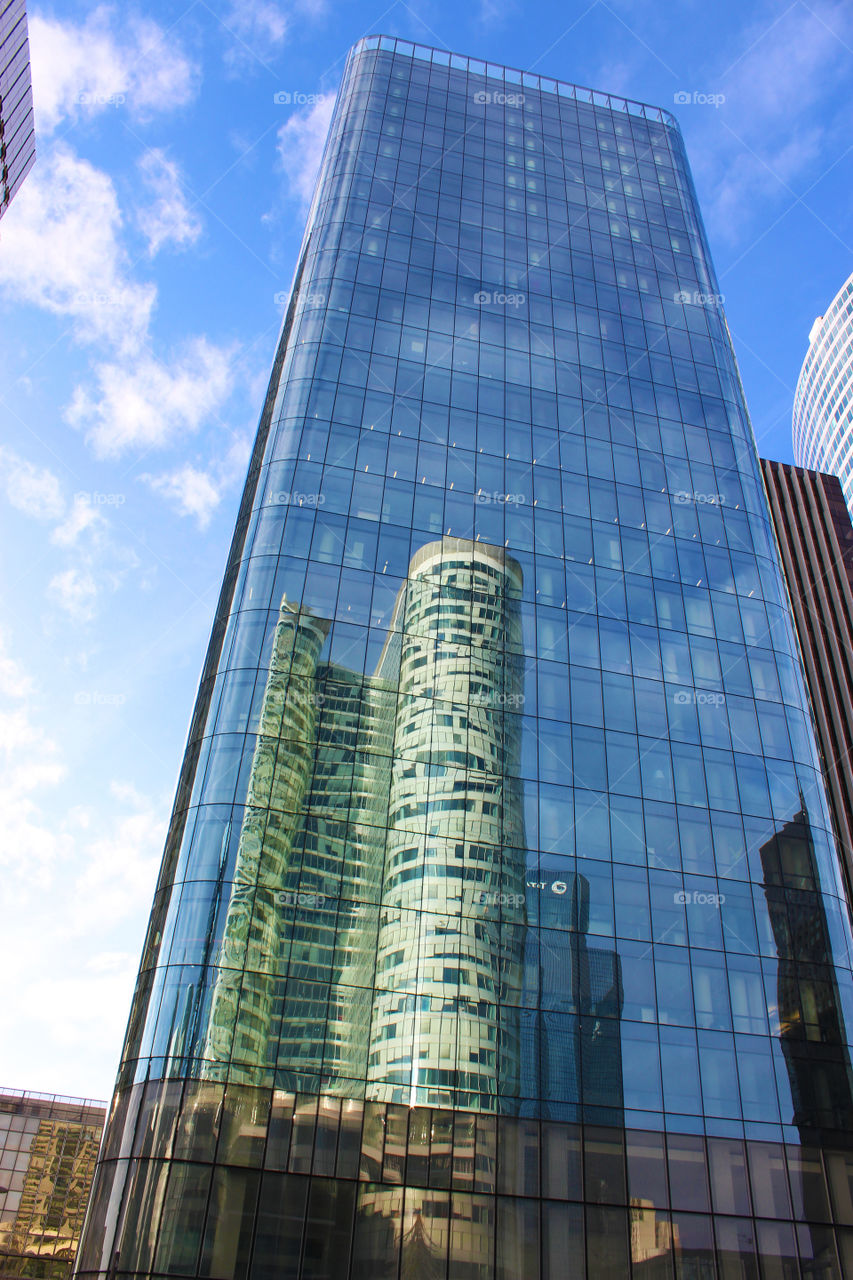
left=0, top=0, right=850, bottom=1100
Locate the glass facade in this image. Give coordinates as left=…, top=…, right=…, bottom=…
left=76, top=36, right=853, bottom=1278
left=0, top=0, right=35, bottom=220
left=0, top=1089, right=106, bottom=1277
left=793, top=272, right=853, bottom=510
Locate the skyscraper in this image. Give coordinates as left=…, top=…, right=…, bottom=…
left=0, top=0, right=35, bottom=220
left=793, top=271, right=853, bottom=510
left=76, top=36, right=853, bottom=1278
left=761, top=457, right=853, bottom=897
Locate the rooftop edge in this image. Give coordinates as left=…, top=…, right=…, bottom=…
left=351, top=34, right=680, bottom=129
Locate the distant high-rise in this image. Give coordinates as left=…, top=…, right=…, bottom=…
left=0, top=1089, right=105, bottom=1277
left=761, top=457, right=853, bottom=897
left=0, top=1, right=35, bottom=220
left=76, top=36, right=853, bottom=1279
left=793, top=271, right=853, bottom=510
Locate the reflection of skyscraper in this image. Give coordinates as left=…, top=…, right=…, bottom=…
left=202, top=605, right=331, bottom=1080
left=182, top=537, right=526, bottom=1106
left=522, top=873, right=623, bottom=1121
left=368, top=539, right=527, bottom=1110
left=759, top=804, right=853, bottom=1139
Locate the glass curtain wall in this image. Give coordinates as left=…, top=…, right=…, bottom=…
left=76, top=35, right=853, bottom=1280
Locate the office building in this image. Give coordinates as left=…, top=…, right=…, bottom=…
left=761, top=458, right=853, bottom=901
left=793, top=271, right=853, bottom=510
left=0, top=1089, right=105, bottom=1277
left=0, top=0, right=35, bottom=220
left=76, top=36, right=853, bottom=1278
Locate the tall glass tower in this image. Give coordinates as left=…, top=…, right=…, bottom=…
left=76, top=37, right=853, bottom=1279
left=793, top=271, right=853, bottom=511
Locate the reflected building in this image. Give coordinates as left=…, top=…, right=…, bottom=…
left=759, top=804, right=853, bottom=1140
left=190, top=537, right=527, bottom=1107
left=0, top=1090, right=105, bottom=1278
left=367, top=539, right=527, bottom=1111
left=522, top=872, right=623, bottom=1122
left=76, top=34, right=853, bottom=1280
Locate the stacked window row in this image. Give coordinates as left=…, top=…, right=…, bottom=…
left=77, top=1081, right=853, bottom=1278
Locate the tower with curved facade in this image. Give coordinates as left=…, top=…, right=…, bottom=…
left=793, top=271, right=853, bottom=508
left=76, top=37, right=853, bottom=1279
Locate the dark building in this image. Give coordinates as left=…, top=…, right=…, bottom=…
left=75, top=36, right=853, bottom=1279
left=759, top=803, right=853, bottom=1142
left=761, top=458, right=853, bottom=896
left=0, top=1089, right=106, bottom=1278
left=0, top=0, right=35, bottom=219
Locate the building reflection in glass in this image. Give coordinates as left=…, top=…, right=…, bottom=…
left=760, top=802, right=853, bottom=1139
left=522, top=872, right=623, bottom=1123
left=164, top=538, right=561, bottom=1115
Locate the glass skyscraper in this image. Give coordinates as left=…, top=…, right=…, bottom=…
left=793, top=271, right=853, bottom=511
left=76, top=36, right=853, bottom=1278
left=0, top=0, right=35, bottom=219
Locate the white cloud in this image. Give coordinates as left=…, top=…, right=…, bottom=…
left=0, top=639, right=165, bottom=1089
left=143, top=464, right=223, bottom=529
left=0, top=146, right=155, bottom=353
left=220, top=0, right=327, bottom=71
left=224, top=0, right=290, bottom=46
left=0, top=448, right=138, bottom=623
left=52, top=494, right=104, bottom=548
left=48, top=568, right=99, bottom=623
left=67, top=338, right=238, bottom=457
left=277, top=94, right=336, bottom=207
left=476, top=0, right=517, bottom=24
left=0, top=447, right=65, bottom=521
left=0, top=654, right=67, bottom=886
left=136, top=150, right=203, bottom=257
left=0, top=632, right=35, bottom=700
left=69, top=787, right=164, bottom=936
left=29, top=7, right=198, bottom=135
